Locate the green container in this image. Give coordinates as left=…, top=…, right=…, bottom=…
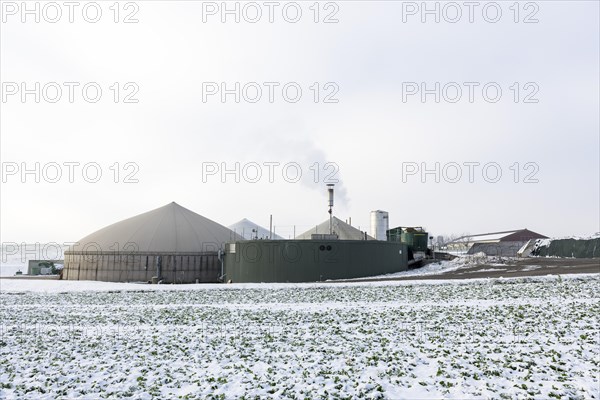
left=401, top=232, right=429, bottom=252
left=388, top=227, right=429, bottom=252
left=386, top=227, right=403, bottom=242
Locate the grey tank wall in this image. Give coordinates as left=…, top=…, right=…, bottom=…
left=224, top=240, right=408, bottom=283
left=531, top=238, right=600, bottom=258
left=63, top=252, right=221, bottom=283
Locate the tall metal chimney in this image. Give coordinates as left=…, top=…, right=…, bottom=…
left=327, top=184, right=334, bottom=235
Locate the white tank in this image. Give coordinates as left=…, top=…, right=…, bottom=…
left=370, top=210, right=389, bottom=241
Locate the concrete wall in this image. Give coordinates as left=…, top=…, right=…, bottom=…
left=63, top=252, right=221, bottom=283
left=224, top=240, right=408, bottom=283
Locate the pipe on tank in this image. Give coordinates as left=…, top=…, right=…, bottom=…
left=218, top=249, right=225, bottom=282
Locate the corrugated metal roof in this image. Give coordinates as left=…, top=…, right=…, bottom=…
left=67, top=202, right=242, bottom=253
left=471, top=232, right=518, bottom=242
left=500, top=229, right=547, bottom=242
left=448, top=229, right=547, bottom=244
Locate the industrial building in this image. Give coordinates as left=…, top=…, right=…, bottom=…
left=223, top=187, right=407, bottom=283
left=387, top=227, right=429, bottom=251
left=387, top=226, right=430, bottom=261
left=447, top=229, right=548, bottom=257
left=61, top=186, right=415, bottom=283
left=63, top=202, right=242, bottom=283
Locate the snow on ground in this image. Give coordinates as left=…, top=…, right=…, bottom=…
left=1, top=274, right=598, bottom=399
left=2, top=272, right=599, bottom=294
left=344, top=259, right=468, bottom=280
left=342, top=254, right=514, bottom=280
left=521, top=265, right=543, bottom=272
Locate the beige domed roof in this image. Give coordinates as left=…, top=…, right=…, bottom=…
left=67, top=202, right=242, bottom=253
left=296, top=216, right=375, bottom=240
left=228, top=218, right=285, bottom=240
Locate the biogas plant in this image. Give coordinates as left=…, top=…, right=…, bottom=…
left=63, top=185, right=431, bottom=283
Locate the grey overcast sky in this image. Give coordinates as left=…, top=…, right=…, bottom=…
left=1, top=0, right=599, bottom=243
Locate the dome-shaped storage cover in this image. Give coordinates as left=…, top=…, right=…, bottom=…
left=296, top=216, right=376, bottom=240
left=68, top=202, right=240, bottom=253
left=228, top=218, right=285, bottom=240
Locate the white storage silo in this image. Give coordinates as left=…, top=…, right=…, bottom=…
left=370, top=210, right=389, bottom=241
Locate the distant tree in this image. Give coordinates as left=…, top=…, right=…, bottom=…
left=443, top=235, right=455, bottom=246
left=457, top=233, right=473, bottom=254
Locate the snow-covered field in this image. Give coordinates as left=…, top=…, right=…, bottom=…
left=1, top=275, right=599, bottom=399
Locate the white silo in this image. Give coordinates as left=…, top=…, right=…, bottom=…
left=370, top=210, right=389, bottom=241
